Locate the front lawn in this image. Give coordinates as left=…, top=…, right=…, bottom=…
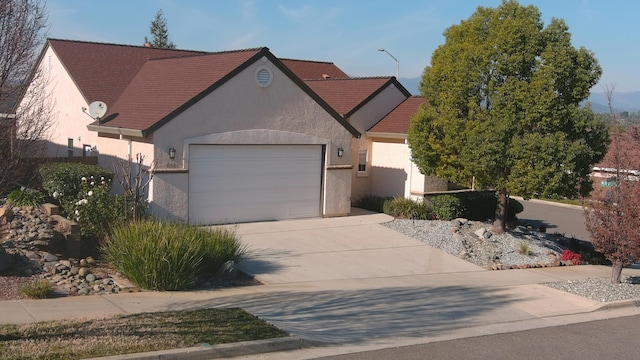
left=0, top=308, right=288, bottom=360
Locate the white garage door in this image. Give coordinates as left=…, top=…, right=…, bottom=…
left=189, top=144, right=323, bottom=224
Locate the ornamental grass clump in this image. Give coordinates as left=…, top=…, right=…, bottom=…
left=6, top=187, right=46, bottom=207
left=103, top=220, right=246, bottom=291
left=18, top=279, right=53, bottom=299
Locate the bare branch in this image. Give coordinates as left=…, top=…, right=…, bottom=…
left=0, top=0, right=50, bottom=194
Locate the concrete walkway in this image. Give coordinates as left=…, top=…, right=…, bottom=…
left=2, top=209, right=640, bottom=359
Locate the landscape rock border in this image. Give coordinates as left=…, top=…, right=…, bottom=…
left=450, top=217, right=577, bottom=270
left=1, top=203, right=137, bottom=296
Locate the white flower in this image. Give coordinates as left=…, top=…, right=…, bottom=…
left=87, top=191, right=93, bottom=196
left=101, top=177, right=105, bottom=181
left=20, top=186, right=25, bottom=191
left=53, top=191, right=59, bottom=199
left=82, top=199, right=88, bottom=205
left=81, top=177, right=87, bottom=182
left=75, top=210, right=79, bottom=215
left=90, top=181, right=95, bottom=186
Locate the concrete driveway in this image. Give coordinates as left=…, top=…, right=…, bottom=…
left=233, top=209, right=484, bottom=285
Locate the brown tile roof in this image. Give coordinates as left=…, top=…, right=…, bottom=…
left=48, top=39, right=207, bottom=107
left=100, top=49, right=265, bottom=132
left=45, top=39, right=362, bottom=137
left=280, top=59, right=348, bottom=80
left=368, top=96, right=428, bottom=135
left=304, top=77, right=406, bottom=117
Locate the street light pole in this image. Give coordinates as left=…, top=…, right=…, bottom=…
left=378, top=48, right=399, bottom=79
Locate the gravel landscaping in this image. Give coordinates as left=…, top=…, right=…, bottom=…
left=382, top=218, right=640, bottom=303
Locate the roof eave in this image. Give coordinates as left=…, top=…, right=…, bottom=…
left=87, top=124, right=144, bottom=137
left=366, top=131, right=407, bottom=140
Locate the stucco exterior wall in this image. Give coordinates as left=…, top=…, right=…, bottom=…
left=151, top=57, right=354, bottom=220
left=324, top=167, right=352, bottom=216
left=347, top=85, right=406, bottom=202
left=350, top=137, right=372, bottom=201
left=26, top=46, right=156, bottom=177
left=348, top=84, right=407, bottom=133
left=32, top=47, right=100, bottom=158
left=370, top=140, right=411, bottom=197
left=148, top=171, right=189, bottom=221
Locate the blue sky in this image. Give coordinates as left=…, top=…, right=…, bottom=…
left=46, top=0, right=639, bottom=92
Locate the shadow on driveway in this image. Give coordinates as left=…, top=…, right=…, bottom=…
left=162, top=285, right=522, bottom=343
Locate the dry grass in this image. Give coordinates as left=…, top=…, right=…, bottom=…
left=0, top=308, right=288, bottom=360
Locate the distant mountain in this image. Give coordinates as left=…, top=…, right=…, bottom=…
left=586, top=91, right=640, bottom=113
left=399, top=78, right=639, bottom=114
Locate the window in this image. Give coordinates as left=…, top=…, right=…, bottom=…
left=83, top=144, right=92, bottom=157
left=67, top=138, right=73, bottom=158
left=357, top=149, right=368, bottom=176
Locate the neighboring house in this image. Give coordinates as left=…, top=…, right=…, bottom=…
left=19, top=38, right=442, bottom=224
left=304, top=77, right=411, bottom=200
left=368, top=96, right=464, bottom=199
left=591, top=126, right=640, bottom=189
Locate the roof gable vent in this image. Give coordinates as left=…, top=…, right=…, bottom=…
left=255, top=65, right=273, bottom=87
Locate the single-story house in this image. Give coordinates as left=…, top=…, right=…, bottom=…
left=20, top=39, right=445, bottom=224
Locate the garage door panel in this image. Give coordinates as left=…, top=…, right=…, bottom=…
left=189, top=145, right=322, bottom=224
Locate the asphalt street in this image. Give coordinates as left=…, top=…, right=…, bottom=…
left=515, top=198, right=591, bottom=241
left=312, top=314, right=640, bottom=360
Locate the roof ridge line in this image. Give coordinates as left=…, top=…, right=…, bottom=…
left=48, top=38, right=268, bottom=56
left=280, top=57, right=337, bottom=65
left=304, top=76, right=393, bottom=81
left=145, top=48, right=268, bottom=62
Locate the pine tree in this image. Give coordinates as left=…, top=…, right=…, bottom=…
left=144, top=9, right=176, bottom=49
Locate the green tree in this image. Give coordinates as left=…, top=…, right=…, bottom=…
left=408, top=0, right=609, bottom=233
left=144, top=9, right=176, bottom=49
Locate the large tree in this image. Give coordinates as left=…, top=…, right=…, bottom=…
left=0, top=0, right=52, bottom=194
left=144, top=9, right=176, bottom=49
left=584, top=88, right=640, bottom=284
left=408, top=0, right=608, bottom=233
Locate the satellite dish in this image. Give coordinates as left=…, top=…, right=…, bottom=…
left=88, top=101, right=107, bottom=120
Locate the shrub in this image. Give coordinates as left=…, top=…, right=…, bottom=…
left=454, top=191, right=523, bottom=221
left=64, top=179, right=130, bottom=240
left=18, top=280, right=53, bottom=299
left=561, top=249, right=582, bottom=265
left=6, top=187, right=46, bottom=207
left=429, top=194, right=465, bottom=220
left=39, top=163, right=146, bottom=241
left=39, top=163, right=113, bottom=201
left=103, top=220, right=246, bottom=291
left=383, top=197, right=433, bottom=219
left=354, top=194, right=390, bottom=213
left=519, top=241, right=530, bottom=255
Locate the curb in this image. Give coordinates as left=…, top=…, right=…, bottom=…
left=511, top=196, right=583, bottom=210
left=88, top=336, right=324, bottom=360
left=591, top=298, right=640, bottom=312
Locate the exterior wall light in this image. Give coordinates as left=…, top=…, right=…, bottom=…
left=337, top=146, right=344, bottom=157
left=169, top=146, right=176, bottom=159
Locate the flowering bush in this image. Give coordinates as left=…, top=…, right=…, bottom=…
left=63, top=176, right=119, bottom=239
left=40, top=162, right=150, bottom=241
left=561, top=249, right=582, bottom=265
left=40, top=163, right=113, bottom=200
